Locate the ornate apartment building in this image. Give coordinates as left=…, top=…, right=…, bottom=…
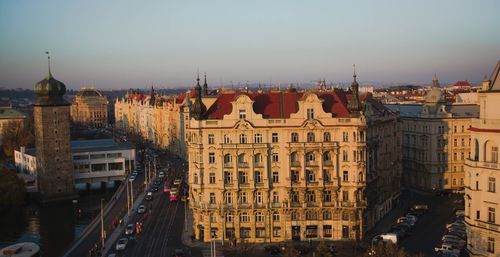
left=186, top=73, right=401, bottom=243
left=114, top=87, right=187, bottom=156
left=465, top=61, right=500, bottom=256
left=70, top=87, right=109, bottom=127
left=386, top=76, right=479, bottom=191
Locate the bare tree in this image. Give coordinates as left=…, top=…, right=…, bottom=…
left=1, top=118, right=34, bottom=158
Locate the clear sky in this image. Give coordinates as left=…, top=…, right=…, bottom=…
left=1, top=0, right=499, bottom=90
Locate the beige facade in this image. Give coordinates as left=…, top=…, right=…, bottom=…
left=465, top=61, right=500, bottom=256
left=387, top=77, right=479, bottom=191
left=114, top=88, right=187, bottom=157
left=71, top=87, right=109, bottom=127
left=186, top=76, right=401, bottom=243
left=0, top=106, right=27, bottom=144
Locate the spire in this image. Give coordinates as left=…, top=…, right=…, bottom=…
left=190, top=75, right=207, bottom=120
left=347, top=64, right=362, bottom=116
left=45, top=51, right=52, bottom=78
left=203, top=72, right=208, bottom=96
left=432, top=73, right=440, bottom=87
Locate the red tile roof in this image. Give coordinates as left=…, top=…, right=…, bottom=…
left=453, top=81, right=472, bottom=87
left=205, top=90, right=351, bottom=119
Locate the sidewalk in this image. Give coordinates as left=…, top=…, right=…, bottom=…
left=100, top=186, right=148, bottom=257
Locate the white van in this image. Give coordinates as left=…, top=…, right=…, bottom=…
left=375, top=233, right=398, bottom=245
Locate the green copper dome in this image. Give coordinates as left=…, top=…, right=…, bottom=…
left=34, top=64, right=69, bottom=106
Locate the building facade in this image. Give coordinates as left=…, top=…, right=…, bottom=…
left=386, top=76, right=479, bottom=191
left=0, top=106, right=27, bottom=144
left=186, top=74, right=401, bottom=243
left=114, top=87, right=187, bottom=157
left=15, top=139, right=136, bottom=185
left=70, top=87, right=109, bottom=128
left=465, top=61, right=500, bottom=256
left=33, top=62, right=75, bottom=201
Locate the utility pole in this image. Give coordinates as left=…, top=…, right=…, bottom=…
left=126, top=179, right=130, bottom=216
left=100, top=198, right=105, bottom=248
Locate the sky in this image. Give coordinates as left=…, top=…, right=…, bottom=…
left=0, top=0, right=499, bottom=90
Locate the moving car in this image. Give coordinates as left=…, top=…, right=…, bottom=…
left=145, top=192, right=153, bottom=201
left=115, top=238, right=128, bottom=251
left=137, top=205, right=146, bottom=214
left=159, top=171, right=165, bottom=179
left=374, top=233, right=398, bottom=244
left=125, top=224, right=135, bottom=235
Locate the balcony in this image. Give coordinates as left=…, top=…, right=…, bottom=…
left=306, top=181, right=319, bottom=186
left=466, top=159, right=499, bottom=170
left=253, top=203, right=266, bottom=209
left=290, top=202, right=301, bottom=208
left=306, top=161, right=318, bottom=167
left=238, top=162, right=249, bottom=168
left=323, top=201, right=334, bottom=207
left=323, top=160, right=333, bottom=166
left=224, top=162, right=234, bottom=168
left=239, top=182, right=251, bottom=188
left=356, top=200, right=367, bottom=208
left=306, top=202, right=319, bottom=207
left=254, top=162, right=264, bottom=168
left=340, top=201, right=355, bottom=207
left=476, top=219, right=499, bottom=232
left=291, top=161, right=301, bottom=167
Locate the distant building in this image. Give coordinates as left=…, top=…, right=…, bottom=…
left=386, top=75, right=479, bottom=191
left=465, top=61, right=500, bottom=256
left=186, top=72, right=401, bottom=243
left=71, top=87, right=109, bottom=128
left=0, top=106, right=26, bottom=144
left=15, top=138, right=136, bottom=185
left=33, top=58, right=75, bottom=201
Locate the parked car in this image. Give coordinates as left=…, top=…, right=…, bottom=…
left=405, top=214, right=418, bottom=225
left=434, top=243, right=460, bottom=255
left=159, top=171, right=165, bottom=179
left=116, top=238, right=128, bottom=251
left=173, top=178, right=182, bottom=186
left=151, top=186, right=159, bottom=192
left=129, top=175, right=136, bottom=182
left=375, top=233, right=398, bottom=245
left=173, top=249, right=185, bottom=257
left=125, top=224, right=135, bottom=235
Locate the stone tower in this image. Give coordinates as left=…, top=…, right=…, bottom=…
left=34, top=55, right=75, bottom=202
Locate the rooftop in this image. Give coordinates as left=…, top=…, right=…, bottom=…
left=0, top=107, right=27, bottom=119
left=384, top=103, right=479, bottom=118
left=22, top=139, right=134, bottom=156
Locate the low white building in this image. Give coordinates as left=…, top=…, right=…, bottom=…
left=15, top=139, right=136, bottom=185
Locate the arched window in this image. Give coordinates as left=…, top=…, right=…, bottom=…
left=323, top=132, right=331, bottom=142
left=238, top=153, right=246, bottom=163
left=224, top=154, right=232, bottom=164
left=272, top=212, right=280, bottom=221
left=323, top=151, right=331, bottom=162
left=358, top=172, right=363, bottom=182
left=307, top=132, right=315, bottom=142
left=306, top=211, right=317, bottom=220
left=290, top=152, right=299, bottom=162
left=254, top=153, right=262, bottom=164
left=291, top=132, right=299, bottom=143
left=255, top=212, right=264, bottom=222
left=239, top=134, right=247, bottom=144
left=306, top=152, right=315, bottom=162
left=240, top=212, right=250, bottom=223
left=291, top=211, right=299, bottom=221
left=474, top=139, right=479, bottom=161
left=323, top=211, right=332, bottom=220
left=484, top=140, right=498, bottom=163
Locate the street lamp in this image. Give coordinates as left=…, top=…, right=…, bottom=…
left=369, top=236, right=378, bottom=256
left=100, top=198, right=105, bottom=248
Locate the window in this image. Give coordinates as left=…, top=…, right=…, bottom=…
left=209, top=152, right=215, bottom=163
left=240, top=192, right=248, bottom=203
left=290, top=152, right=298, bottom=163
left=224, top=154, right=232, bottom=164
left=239, top=134, right=247, bottom=144
left=272, top=153, right=279, bottom=162
left=291, top=170, right=300, bottom=182
left=452, top=178, right=456, bottom=186
left=291, top=212, right=299, bottom=221
left=307, top=132, right=315, bottom=142
left=343, top=150, right=348, bottom=161
left=291, top=132, right=299, bottom=143
left=488, top=237, right=495, bottom=253
left=323, top=151, right=331, bottom=161
left=256, top=191, right=263, bottom=203
left=238, top=154, right=246, bottom=164
left=343, top=190, right=349, bottom=201
left=323, top=132, right=331, bottom=142
left=226, top=213, right=234, bottom=223
left=272, top=133, right=278, bottom=143
left=306, top=211, right=317, bottom=220
left=224, top=171, right=232, bottom=184
left=492, top=147, right=498, bottom=163
left=272, top=172, right=279, bottom=183
left=489, top=177, right=496, bottom=192
left=225, top=192, right=233, bottom=204
left=240, top=228, right=250, bottom=238
left=224, top=135, right=231, bottom=144
left=194, top=173, right=199, bottom=184
left=254, top=171, right=262, bottom=183
left=342, top=212, right=349, bottom=221
left=209, top=193, right=216, bottom=204
left=273, top=227, right=281, bottom=237
left=254, top=154, right=262, bottom=164
left=272, top=191, right=279, bottom=203
left=240, top=212, right=250, bottom=222
left=272, top=212, right=280, bottom=221
left=323, top=190, right=332, bottom=202
left=477, top=210, right=480, bottom=220
left=256, top=228, right=265, bottom=238
left=323, top=211, right=332, bottom=220
left=209, top=173, right=216, bottom=184
left=209, top=213, right=217, bottom=223
left=255, top=212, right=264, bottom=222
left=239, top=109, right=246, bottom=119
left=454, top=139, right=457, bottom=147
left=306, top=191, right=316, bottom=202
left=343, top=171, right=349, bottom=181
left=239, top=171, right=248, bottom=184
left=307, top=108, right=314, bottom=119
left=291, top=191, right=299, bottom=203
left=306, top=152, right=315, bottom=162
left=323, top=225, right=332, bottom=238
left=343, top=132, right=349, bottom=142
left=323, top=170, right=331, bottom=182
left=254, top=133, right=262, bottom=143
left=306, top=170, right=315, bottom=182
left=488, top=207, right=496, bottom=223
left=208, top=134, right=214, bottom=144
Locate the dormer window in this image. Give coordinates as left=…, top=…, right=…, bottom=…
left=239, top=109, right=247, bottom=119
left=307, top=108, right=314, bottom=119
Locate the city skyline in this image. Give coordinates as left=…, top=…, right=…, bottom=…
left=1, top=0, right=500, bottom=90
